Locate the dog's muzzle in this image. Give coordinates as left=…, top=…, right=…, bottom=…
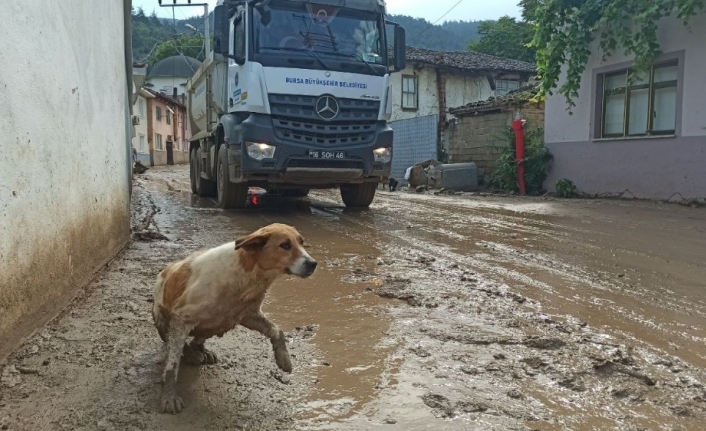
left=302, top=259, right=317, bottom=277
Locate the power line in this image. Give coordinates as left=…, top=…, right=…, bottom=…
left=408, top=0, right=465, bottom=43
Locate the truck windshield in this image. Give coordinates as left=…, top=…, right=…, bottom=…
left=253, top=1, right=387, bottom=75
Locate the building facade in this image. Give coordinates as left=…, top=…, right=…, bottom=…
left=145, top=89, right=190, bottom=166
left=543, top=14, right=706, bottom=200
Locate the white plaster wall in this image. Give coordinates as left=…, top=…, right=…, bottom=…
left=133, top=94, right=149, bottom=154
left=390, top=66, right=438, bottom=121
left=545, top=14, right=706, bottom=143
left=445, top=73, right=494, bottom=120
left=0, top=1, right=131, bottom=343
left=147, top=76, right=190, bottom=96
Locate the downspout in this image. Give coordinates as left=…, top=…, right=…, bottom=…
left=123, top=0, right=134, bottom=199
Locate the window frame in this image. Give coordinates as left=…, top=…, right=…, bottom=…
left=139, top=134, right=146, bottom=153
left=156, top=106, right=162, bottom=122
left=166, top=110, right=172, bottom=125
left=600, top=61, right=678, bottom=139
left=155, top=133, right=163, bottom=151
left=401, top=74, right=418, bottom=111
left=495, top=79, right=521, bottom=97
left=592, top=50, right=684, bottom=141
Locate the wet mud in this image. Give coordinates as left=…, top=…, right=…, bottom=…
left=1, top=165, right=705, bottom=431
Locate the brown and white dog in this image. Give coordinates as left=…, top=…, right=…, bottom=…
left=151, top=223, right=317, bottom=414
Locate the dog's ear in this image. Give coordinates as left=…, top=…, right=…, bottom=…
left=235, top=232, right=269, bottom=251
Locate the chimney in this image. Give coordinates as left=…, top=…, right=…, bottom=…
left=173, top=87, right=178, bottom=100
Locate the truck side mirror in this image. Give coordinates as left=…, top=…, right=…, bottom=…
left=393, top=26, right=406, bottom=72
left=213, top=5, right=229, bottom=55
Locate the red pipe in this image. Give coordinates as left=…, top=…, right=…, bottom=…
left=511, top=116, right=526, bottom=196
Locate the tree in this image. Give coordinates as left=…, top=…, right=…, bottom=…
left=527, top=0, right=706, bottom=109
left=147, top=34, right=207, bottom=66
left=468, top=16, right=536, bottom=63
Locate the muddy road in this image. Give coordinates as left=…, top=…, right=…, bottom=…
left=2, top=165, right=705, bottom=431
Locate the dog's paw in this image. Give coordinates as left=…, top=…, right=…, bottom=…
left=183, top=345, right=206, bottom=366
left=160, top=394, right=184, bottom=414
left=202, top=348, right=218, bottom=365
left=275, top=348, right=292, bottom=373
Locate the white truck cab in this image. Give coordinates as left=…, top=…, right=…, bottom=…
left=187, top=0, right=406, bottom=208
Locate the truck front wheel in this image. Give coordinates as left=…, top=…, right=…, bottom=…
left=340, top=183, right=377, bottom=208
left=217, top=146, right=248, bottom=209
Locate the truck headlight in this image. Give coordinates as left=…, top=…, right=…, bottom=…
left=246, top=142, right=276, bottom=160
left=373, top=147, right=392, bottom=164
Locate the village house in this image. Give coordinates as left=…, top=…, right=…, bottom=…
left=133, top=87, right=153, bottom=165
left=145, top=55, right=201, bottom=96
left=387, top=46, right=536, bottom=180
left=391, top=46, right=537, bottom=123
left=543, top=14, right=706, bottom=200
left=145, top=88, right=190, bottom=166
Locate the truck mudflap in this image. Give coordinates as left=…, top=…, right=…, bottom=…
left=226, top=113, right=393, bottom=185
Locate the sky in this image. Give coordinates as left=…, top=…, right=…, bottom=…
left=132, top=0, right=522, bottom=23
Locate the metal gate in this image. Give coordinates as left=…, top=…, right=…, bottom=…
left=390, top=114, right=438, bottom=184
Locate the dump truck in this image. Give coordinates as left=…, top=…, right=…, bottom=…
left=186, top=0, right=406, bottom=208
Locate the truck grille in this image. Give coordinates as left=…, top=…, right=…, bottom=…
left=269, top=94, right=380, bottom=146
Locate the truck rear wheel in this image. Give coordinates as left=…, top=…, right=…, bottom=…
left=340, top=183, right=377, bottom=208
left=194, top=148, right=216, bottom=197
left=217, top=146, right=248, bottom=209
left=189, top=149, right=198, bottom=194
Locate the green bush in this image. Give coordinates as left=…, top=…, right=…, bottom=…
left=556, top=178, right=578, bottom=198
left=487, top=126, right=553, bottom=195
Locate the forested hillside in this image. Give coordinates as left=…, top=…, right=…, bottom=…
left=131, top=7, right=485, bottom=63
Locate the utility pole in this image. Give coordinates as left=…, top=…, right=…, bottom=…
left=158, top=1, right=210, bottom=55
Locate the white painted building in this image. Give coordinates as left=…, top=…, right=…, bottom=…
left=132, top=88, right=154, bottom=164
left=390, top=46, right=536, bottom=123
left=0, top=1, right=134, bottom=351
left=543, top=13, right=706, bottom=200
left=145, top=55, right=201, bottom=96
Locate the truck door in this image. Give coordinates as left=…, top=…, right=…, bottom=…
left=228, top=7, right=247, bottom=112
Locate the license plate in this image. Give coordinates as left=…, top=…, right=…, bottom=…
left=308, top=150, right=346, bottom=159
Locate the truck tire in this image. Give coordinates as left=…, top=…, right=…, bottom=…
left=217, top=146, right=248, bottom=209
left=189, top=149, right=198, bottom=194
left=195, top=148, right=216, bottom=197
left=340, top=183, right=377, bottom=208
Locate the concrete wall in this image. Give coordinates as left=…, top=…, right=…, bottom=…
left=544, top=14, right=706, bottom=199
left=448, top=105, right=544, bottom=172
left=0, top=1, right=131, bottom=349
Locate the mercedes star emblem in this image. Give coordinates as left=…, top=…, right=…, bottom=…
left=315, top=95, right=339, bottom=121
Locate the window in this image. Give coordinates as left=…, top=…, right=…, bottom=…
left=495, top=80, right=520, bottom=96
left=401, top=75, right=418, bottom=110
left=166, top=110, right=172, bottom=125
left=156, top=134, right=163, bottom=151
left=156, top=106, right=162, bottom=121
left=234, top=11, right=245, bottom=59
left=139, top=134, right=146, bottom=153
left=600, top=61, right=678, bottom=138
left=138, top=99, right=145, bottom=118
